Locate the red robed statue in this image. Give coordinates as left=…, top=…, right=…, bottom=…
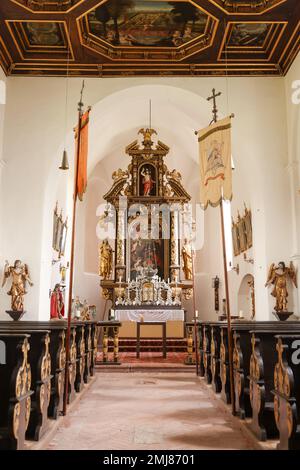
left=50, top=284, right=65, bottom=320
left=141, top=167, right=155, bottom=196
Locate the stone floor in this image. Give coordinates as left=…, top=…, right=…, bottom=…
left=45, top=372, right=257, bottom=450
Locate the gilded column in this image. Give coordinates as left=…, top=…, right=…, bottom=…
left=170, top=208, right=180, bottom=282
left=115, top=197, right=127, bottom=282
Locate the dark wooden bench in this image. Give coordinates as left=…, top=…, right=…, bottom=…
left=197, top=322, right=205, bottom=377
left=272, top=334, right=300, bottom=449
left=210, top=323, right=223, bottom=393
left=249, top=324, right=300, bottom=441
left=0, top=321, right=67, bottom=420
left=202, top=322, right=212, bottom=384
left=0, top=333, right=33, bottom=450
left=72, top=322, right=85, bottom=393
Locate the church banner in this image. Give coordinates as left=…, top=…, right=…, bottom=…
left=75, top=109, right=90, bottom=201
left=197, top=116, right=232, bottom=209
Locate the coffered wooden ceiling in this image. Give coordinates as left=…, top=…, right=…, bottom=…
left=0, top=0, right=299, bottom=77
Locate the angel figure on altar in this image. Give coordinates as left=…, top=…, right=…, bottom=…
left=265, top=261, right=297, bottom=312
left=182, top=239, right=193, bottom=280
left=99, top=239, right=113, bottom=279
left=141, top=167, right=155, bottom=196
left=2, top=260, right=33, bottom=311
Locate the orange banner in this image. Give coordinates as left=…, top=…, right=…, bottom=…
left=75, top=109, right=90, bottom=201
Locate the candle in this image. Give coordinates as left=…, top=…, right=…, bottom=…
left=195, top=310, right=199, bottom=319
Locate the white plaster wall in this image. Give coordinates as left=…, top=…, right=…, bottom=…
left=0, top=68, right=7, bottom=298
left=0, top=73, right=295, bottom=321
left=284, top=53, right=300, bottom=317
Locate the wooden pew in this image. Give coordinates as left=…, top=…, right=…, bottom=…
left=220, top=325, right=231, bottom=404
left=273, top=334, right=300, bottom=449
left=0, top=321, right=67, bottom=420
left=83, top=322, right=92, bottom=384
left=0, top=328, right=52, bottom=441
left=210, top=323, right=222, bottom=393
left=197, top=322, right=205, bottom=377
left=73, top=322, right=85, bottom=393
left=90, top=323, right=100, bottom=376
left=0, top=333, right=33, bottom=450
left=249, top=324, right=300, bottom=441
left=202, top=322, right=212, bottom=384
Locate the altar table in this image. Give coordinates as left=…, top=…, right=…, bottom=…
left=114, top=309, right=184, bottom=322
left=136, top=322, right=167, bottom=359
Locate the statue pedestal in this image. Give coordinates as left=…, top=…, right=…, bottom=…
left=273, top=311, right=293, bottom=321
left=5, top=310, right=25, bottom=321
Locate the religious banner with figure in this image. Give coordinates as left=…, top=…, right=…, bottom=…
left=198, top=116, right=232, bottom=209
left=74, top=109, right=90, bottom=201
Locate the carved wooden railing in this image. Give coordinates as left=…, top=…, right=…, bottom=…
left=185, top=323, right=195, bottom=365
left=83, top=323, right=92, bottom=384
left=203, top=324, right=212, bottom=384
left=210, top=325, right=222, bottom=393
left=0, top=334, right=33, bottom=450
left=26, top=331, right=52, bottom=441
left=67, top=326, right=77, bottom=404
left=97, top=321, right=122, bottom=365
left=197, top=322, right=205, bottom=376
left=74, top=323, right=85, bottom=393
left=273, top=335, right=300, bottom=450
left=220, top=326, right=231, bottom=404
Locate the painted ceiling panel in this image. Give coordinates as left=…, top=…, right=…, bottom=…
left=0, top=0, right=298, bottom=76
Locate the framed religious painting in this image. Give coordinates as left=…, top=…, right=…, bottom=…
left=127, top=218, right=168, bottom=281
left=244, top=207, right=253, bottom=249
left=55, top=213, right=63, bottom=253
left=237, top=216, right=247, bottom=253
left=138, top=163, right=157, bottom=197
left=59, top=218, right=68, bottom=258
left=232, top=221, right=240, bottom=257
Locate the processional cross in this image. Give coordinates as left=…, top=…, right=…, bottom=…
left=207, top=88, right=222, bottom=124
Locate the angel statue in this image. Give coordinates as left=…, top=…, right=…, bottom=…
left=265, top=261, right=297, bottom=312
left=99, top=239, right=113, bottom=279
left=2, top=260, right=33, bottom=312
left=182, top=238, right=193, bottom=280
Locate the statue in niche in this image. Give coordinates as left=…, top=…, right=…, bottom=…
left=99, top=239, right=113, bottom=279
left=2, top=260, right=33, bottom=312
left=265, top=261, right=297, bottom=312
left=140, top=166, right=156, bottom=196
left=182, top=238, right=193, bottom=280
left=50, top=284, right=65, bottom=320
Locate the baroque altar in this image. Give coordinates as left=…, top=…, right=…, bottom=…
left=99, top=128, right=194, bottom=332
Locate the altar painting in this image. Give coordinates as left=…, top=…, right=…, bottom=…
left=130, top=236, right=164, bottom=280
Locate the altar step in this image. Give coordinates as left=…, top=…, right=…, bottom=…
left=107, top=338, right=187, bottom=353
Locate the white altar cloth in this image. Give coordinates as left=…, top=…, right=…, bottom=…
left=114, top=309, right=184, bottom=322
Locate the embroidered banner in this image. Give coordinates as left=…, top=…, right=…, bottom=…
left=198, top=116, right=232, bottom=209
left=74, top=109, right=90, bottom=201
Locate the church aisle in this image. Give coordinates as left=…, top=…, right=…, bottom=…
left=45, top=372, right=255, bottom=450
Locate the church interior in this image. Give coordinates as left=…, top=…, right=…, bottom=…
left=0, top=0, right=300, bottom=453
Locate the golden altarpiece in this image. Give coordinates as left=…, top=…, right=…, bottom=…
left=99, top=129, right=193, bottom=338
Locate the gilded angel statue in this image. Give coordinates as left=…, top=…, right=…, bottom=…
left=265, top=261, right=297, bottom=312
left=99, top=240, right=113, bottom=280
left=2, top=260, right=33, bottom=312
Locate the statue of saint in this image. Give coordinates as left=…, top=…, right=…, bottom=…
left=265, top=261, right=297, bottom=312
left=81, top=300, right=90, bottom=321
left=50, top=284, right=65, bottom=320
left=141, top=167, right=155, bottom=196
left=99, top=239, right=113, bottom=279
left=181, top=239, right=193, bottom=280
left=2, top=260, right=33, bottom=312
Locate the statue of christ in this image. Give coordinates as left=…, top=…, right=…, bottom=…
left=141, top=168, right=155, bottom=196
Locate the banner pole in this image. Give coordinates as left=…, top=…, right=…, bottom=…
left=191, top=248, right=199, bottom=375
left=219, top=199, right=236, bottom=415
left=62, top=82, right=84, bottom=415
